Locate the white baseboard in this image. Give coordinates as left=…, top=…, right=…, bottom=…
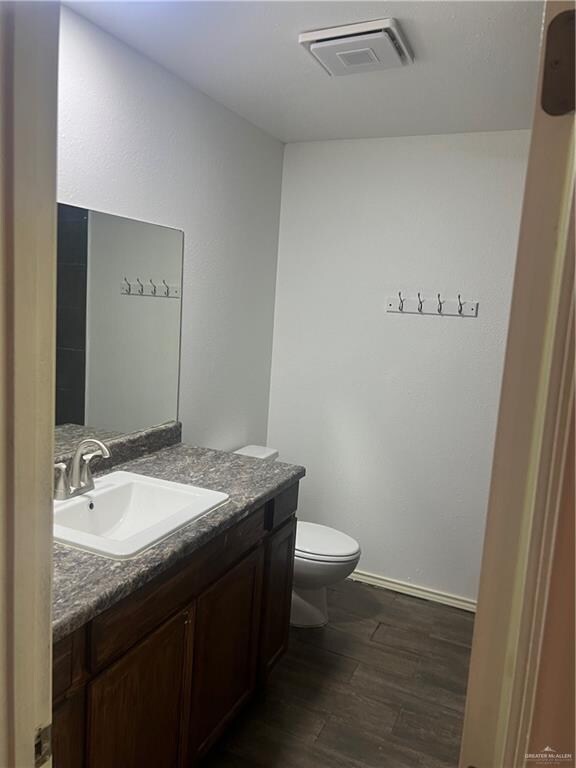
left=350, top=569, right=477, bottom=613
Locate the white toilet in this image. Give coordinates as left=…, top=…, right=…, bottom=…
left=234, top=445, right=361, bottom=628
left=291, top=521, right=360, bottom=627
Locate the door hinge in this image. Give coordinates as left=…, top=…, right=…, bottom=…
left=34, top=724, right=52, bottom=767
left=541, top=9, right=575, bottom=116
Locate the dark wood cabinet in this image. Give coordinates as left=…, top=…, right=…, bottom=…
left=52, top=691, right=85, bottom=768
left=87, top=607, right=192, bottom=768
left=52, top=482, right=299, bottom=768
left=260, top=517, right=297, bottom=677
left=52, top=628, right=87, bottom=768
left=188, top=546, right=264, bottom=759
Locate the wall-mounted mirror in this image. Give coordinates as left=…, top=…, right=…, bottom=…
left=56, top=204, right=183, bottom=434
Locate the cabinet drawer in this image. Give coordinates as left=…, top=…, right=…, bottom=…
left=90, top=506, right=266, bottom=670
left=265, top=483, right=299, bottom=531
left=53, top=636, right=73, bottom=700
left=53, top=628, right=86, bottom=702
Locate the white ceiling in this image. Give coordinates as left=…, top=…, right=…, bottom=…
left=70, top=1, right=544, bottom=142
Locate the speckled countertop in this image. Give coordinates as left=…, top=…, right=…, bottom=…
left=53, top=443, right=305, bottom=643
left=54, top=420, right=182, bottom=467
left=54, top=423, right=122, bottom=457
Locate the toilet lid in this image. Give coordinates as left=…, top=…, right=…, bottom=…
left=295, top=522, right=360, bottom=562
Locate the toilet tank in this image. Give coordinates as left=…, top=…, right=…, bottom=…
left=234, top=445, right=279, bottom=461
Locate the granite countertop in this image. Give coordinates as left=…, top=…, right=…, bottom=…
left=53, top=443, right=305, bottom=642
left=54, top=424, right=122, bottom=461
left=54, top=420, right=182, bottom=467
left=54, top=423, right=123, bottom=458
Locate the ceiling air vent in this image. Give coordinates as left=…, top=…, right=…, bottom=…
left=299, top=19, right=413, bottom=76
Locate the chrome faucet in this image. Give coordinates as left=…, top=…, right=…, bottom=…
left=54, top=438, right=111, bottom=500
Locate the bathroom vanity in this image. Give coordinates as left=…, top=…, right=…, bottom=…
left=51, top=208, right=306, bottom=767
left=51, top=424, right=304, bottom=768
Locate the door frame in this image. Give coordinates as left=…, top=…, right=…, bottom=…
left=0, top=3, right=60, bottom=766
left=459, top=2, right=575, bottom=766
left=0, top=1, right=573, bottom=766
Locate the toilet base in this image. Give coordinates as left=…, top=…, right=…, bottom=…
left=290, top=586, right=328, bottom=628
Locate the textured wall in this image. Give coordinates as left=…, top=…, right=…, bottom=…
left=58, top=8, right=284, bottom=448
left=268, top=132, right=530, bottom=601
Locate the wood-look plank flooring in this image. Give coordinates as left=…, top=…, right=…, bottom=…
left=202, top=580, right=474, bottom=768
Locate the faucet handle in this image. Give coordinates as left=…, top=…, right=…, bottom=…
left=54, top=462, right=70, bottom=501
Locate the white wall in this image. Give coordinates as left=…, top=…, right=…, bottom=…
left=59, top=9, right=530, bottom=601
left=86, top=212, right=183, bottom=433
left=58, top=8, right=284, bottom=448
left=268, top=132, right=530, bottom=602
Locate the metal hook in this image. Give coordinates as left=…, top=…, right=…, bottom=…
left=457, top=294, right=463, bottom=315
left=149, top=278, right=157, bottom=296
left=437, top=293, right=443, bottom=314
left=398, top=291, right=404, bottom=312
left=136, top=277, right=144, bottom=295
left=417, top=292, right=423, bottom=313
left=162, top=279, right=169, bottom=297
left=123, top=276, right=131, bottom=294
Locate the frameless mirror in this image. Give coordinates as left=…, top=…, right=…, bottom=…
left=56, top=204, right=183, bottom=434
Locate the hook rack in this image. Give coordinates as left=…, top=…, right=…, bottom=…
left=120, top=277, right=181, bottom=299
left=387, top=293, right=478, bottom=317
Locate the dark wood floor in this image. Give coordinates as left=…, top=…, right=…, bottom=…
left=202, top=579, right=474, bottom=768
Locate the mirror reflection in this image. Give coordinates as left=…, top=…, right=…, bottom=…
left=56, top=204, right=183, bottom=433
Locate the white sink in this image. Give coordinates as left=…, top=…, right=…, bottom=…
left=53, top=471, right=229, bottom=560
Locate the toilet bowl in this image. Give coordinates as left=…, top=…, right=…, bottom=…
left=292, top=521, right=360, bottom=627
left=234, top=445, right=361, bottom=629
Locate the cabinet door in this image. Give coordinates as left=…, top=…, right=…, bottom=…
left=260, top=516, right=297, bottom=677
left=87, top=607, right=192, bottom=768
left=52, top=691, right=85, bottom=768
left=188, top=547, right=264, bottom=758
